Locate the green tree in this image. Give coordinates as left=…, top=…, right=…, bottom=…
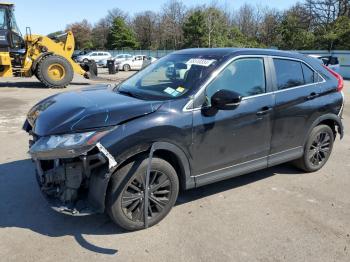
left=278, top=14, right=315, bottom=50
left=226, top=26, right=264, bottom=48
left=315, top=16, right=350, bottom=50
left=107, top=17, right=139, bottom=49
left=182, top=10, right=205, bottom=47
left=203, top=7, right=229, bottom=47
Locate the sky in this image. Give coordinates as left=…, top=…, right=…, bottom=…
left=13, top=0, right=298, bottom=35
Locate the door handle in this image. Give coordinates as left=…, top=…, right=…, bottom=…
left=306, top=92, right=319, bottom=100
left=256, top=106, right=272, bottom=116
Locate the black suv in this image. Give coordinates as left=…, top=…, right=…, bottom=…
left=23, top=48, right=344, bottom=231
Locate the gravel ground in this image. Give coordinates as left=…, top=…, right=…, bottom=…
left=0, top=70, right=349, bottom=262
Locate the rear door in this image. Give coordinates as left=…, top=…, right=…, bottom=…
left=269, top=57, right=323, bottom=165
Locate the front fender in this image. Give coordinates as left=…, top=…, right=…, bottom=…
left=87, top=141, right=194, bottom=214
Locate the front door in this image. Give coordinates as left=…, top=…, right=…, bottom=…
left=191, top=57, right=275, bottom=186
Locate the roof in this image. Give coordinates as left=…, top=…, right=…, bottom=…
left=173, top=48, right=242, bottom=56
left=173, top=48, right=305, bottom=60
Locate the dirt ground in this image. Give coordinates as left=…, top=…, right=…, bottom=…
left=0, top=70, right=349, bottom=262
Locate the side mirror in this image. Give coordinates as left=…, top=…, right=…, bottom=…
left=211, top=89, right=242, bottom=110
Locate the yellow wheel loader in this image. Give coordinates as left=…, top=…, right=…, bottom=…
left=0, top=3, right=97, bottom=88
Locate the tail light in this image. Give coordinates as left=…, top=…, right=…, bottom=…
left=322, top=65, right=344, bottom=92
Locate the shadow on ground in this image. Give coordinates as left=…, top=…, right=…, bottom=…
left=0, top=158, right=303, bottom=255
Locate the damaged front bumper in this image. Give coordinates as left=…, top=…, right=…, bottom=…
left=32, top=142, right=117, bottom=216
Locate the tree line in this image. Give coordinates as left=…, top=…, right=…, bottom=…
left=50, top=0, right=350, bottom=51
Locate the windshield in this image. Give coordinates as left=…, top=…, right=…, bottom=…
left=9, top=9, right=20, bottom=34
left=116, top=53, right=222, bottom=100
left=0, top=9, right=7, bottom=30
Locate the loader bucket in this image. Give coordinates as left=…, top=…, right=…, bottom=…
left=81, top=61, right=98, bottom=79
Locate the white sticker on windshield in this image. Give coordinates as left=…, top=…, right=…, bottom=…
left=186, top=58, right=216, bottom=67
left=164, top=87, right=176, bottom=95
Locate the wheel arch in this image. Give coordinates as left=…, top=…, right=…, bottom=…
left=151, top=142, right=194, bottom=191
left=113, top=142, right=194, bottom=190
left=305, top=113, right=344, bottom=145
left=89, top=141, right=195, bottom=214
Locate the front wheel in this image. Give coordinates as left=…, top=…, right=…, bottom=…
left=36, top=55, right=74, bottom=88
left=107, top=156, right=179, bottom=231
left=294, top=125, right=334, bottom=172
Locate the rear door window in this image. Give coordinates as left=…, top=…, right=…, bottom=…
left=273, top=59, right=304, bottom=90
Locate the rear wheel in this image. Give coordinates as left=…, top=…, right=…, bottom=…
left=123, top=64, right=131, bottom=71
left=36, top=55, right=74, bottom=88
left=294, top=125, right=334, bottom=172
left=107, top=156, right=179, bottom=231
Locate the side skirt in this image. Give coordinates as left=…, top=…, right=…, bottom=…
left=194, top=157, right=268, bottom=187
left=193, top=146, right=304, bottom=188
left=267, top=147, right=303, bottom=167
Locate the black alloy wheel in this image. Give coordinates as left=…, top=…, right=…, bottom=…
left=307, top=131, right=331, bottom=167
left=294, top=125, right=334, bottom=172
left=107, top=157, right=179, bottom=231
left=121, top=170, right=172, bottom=222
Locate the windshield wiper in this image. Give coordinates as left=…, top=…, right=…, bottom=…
left=118, top=89, right=140, bottom=99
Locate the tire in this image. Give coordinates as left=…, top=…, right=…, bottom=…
left=83, top=58, right=89, bottom=63
left=36, top=55, right=74, bottom=88
left=294, top=125, right=334, bottom=172
left=80, top=60, right=98, bottom=77
left=107, top=156, right=179, bottom=231
left=123, top=64, right=131, bottom=71
left=34, top=70, right=39, bottom=81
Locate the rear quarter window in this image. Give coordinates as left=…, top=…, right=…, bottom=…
left=301, top=63, right=317, bottom=84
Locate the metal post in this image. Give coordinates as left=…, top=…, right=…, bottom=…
left=144, top=144, right=155, bottom=228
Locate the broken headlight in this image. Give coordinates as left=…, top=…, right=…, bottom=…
left=29, top=130, right=111, bottom=160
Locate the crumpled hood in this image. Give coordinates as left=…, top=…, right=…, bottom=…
left=27, top=85, right=163, bottom=136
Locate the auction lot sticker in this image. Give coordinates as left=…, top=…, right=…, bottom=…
left=186, top=58, right=216, bottom=67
